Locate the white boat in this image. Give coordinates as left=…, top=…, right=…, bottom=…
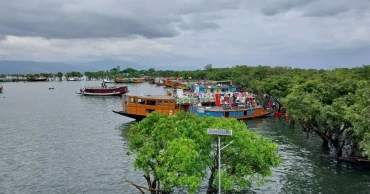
left=67, top=77, right=81, bottom=81
left=103, top=78, right=114, bottom=83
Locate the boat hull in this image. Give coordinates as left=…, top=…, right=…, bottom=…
left=76, top=92, right=128, bottom=96
left=112, top=110, right=146, bottom=120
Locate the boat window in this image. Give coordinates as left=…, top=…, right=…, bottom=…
left=147, top=100, right=156, bottom=106
left=170, top=100, right=175, bottom=104
left=158, top=101, right=162, bottom=105
left=163, top=101, right=168, bottom=104
left=138, top=99, right=146, bottom=105
left=169, top=110, right=173, bottom=115
left=130, top=97, right=137, bottom=103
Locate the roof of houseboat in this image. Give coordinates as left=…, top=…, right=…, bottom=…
left=126, top=95, right=176, bottom=100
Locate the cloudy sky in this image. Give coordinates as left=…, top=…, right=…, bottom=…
left=0, top=0, right=369, bottom=69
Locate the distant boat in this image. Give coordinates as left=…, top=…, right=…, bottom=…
left=49, top=86, right=54, bottom=90
left=28, top=77, right=47, bottom=81
left=103, top=78, right=114, bottom=83
left=67, top=77, right=81, bottom=81
left=115, top=78, right=130, bottom=83
left=129, top=78, right=145, bottom=83
left=77, top=86, right=129, bottom=96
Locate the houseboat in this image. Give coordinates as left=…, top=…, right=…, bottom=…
left=112, top=92, right=272, bottom=120
left=0, top=85, right=3, bottom=93
left=77, top=85, right=129, bottom=96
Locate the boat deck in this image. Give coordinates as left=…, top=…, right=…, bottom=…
left=203, top=105, right=263, bottom=112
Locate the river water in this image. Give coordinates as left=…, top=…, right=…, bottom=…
left=0, top=81, right=369, bottom=194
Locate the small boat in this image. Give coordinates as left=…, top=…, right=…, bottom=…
left=49, top=86, right=54, bottom=90
left=156, top=83, right=164, bottom=86
left=149, top=78, right=155, bottom=84
left=77, top=86, right=129, bottom=96
left=115, top=78, right=130, bottom=83
left=67, top=77, right=81, bottom=81
left=103, top=78, right=115, bottom=83
left=0, top=85, right=3, bottom=93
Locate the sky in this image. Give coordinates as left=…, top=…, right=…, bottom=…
left=0, top=0, right=369, bottom=70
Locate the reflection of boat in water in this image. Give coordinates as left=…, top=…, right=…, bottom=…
left=77, top=86, right=129, bottom=96
left=112, top=93, right=272, bottom=120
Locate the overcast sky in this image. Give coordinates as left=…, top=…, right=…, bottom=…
left=0, top=0, right=369, bottom=69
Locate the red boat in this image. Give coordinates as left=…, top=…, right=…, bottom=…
left=156, top=83, right=164, bottom=86
left=77, top=86, right=129, bottom=96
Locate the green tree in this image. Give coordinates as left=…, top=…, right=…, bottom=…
left=127, top=112, right=281, bottom=194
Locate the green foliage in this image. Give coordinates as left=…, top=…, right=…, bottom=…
left=127, top=112, right=281, bottom=193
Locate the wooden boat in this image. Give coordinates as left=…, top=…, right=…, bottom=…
left=112, top=94, right=272, bottom=120
left=156, top=83, right=164, bottom=86
left=115, top=77, right=130, bottom=83
left=155, top=78, right=165, bottom=86
left=0, top=85, right=3, bottom=93
left=77, top=86, right=129, bottom=96
left=130, top=78, right=145, bottom=83
left=176, top=83, right=190, bottom=90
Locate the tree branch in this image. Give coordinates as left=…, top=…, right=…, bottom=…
left=126, top=180, right=166, bottom=193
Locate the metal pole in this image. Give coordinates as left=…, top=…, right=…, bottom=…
left=218, top=135, right=221, bottom=194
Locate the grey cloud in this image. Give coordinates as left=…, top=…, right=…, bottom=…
left=0, top=0, right=242, bottom=39
left=260, top=0, right=370, bottom=17
left=261, top=0, right=317, bottom=16
left=303, top=6, right=350, bottom=17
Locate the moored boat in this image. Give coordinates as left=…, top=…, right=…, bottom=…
left=67, top=77, right=81, bottom=81
left=77, top=86, right=129, bottom=96
left=115, top=77, right=130, bottom=83
left=113, top=92, right=272, bottom=120
left=103, top=78, right=115, bottom=83
left=130, top=78, right=145, bottom=83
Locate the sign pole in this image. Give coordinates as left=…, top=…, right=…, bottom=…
left=218, top=135, right=221, bottom=194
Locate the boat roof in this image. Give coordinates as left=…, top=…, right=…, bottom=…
left=125, top=94, right=175, bottom=100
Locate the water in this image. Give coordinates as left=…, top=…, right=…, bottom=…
left=0, top=81, right=369, bottom=194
